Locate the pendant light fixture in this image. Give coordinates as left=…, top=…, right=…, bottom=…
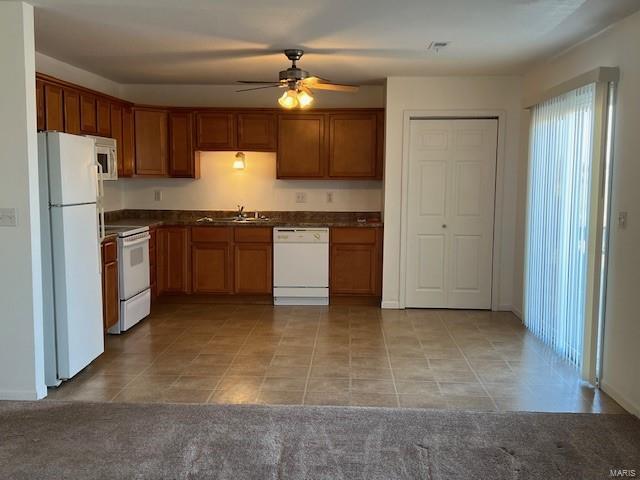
left=233, top=152, right=246, bottom=170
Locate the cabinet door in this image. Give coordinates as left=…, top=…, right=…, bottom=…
left=234, top=244, right=272, bottom=294
left=120, top=106, right=135, bottom=177
left=328, top=113, right=378, bottom=178
left=44, top=83, right=64, bottom=132
left=102, top=261, right=119, bottom=331
left=97, top=99, right=111, bottom=137
left=134, top=108, right=168, bottom=176
left=80, top=94, right=97, bottom=134
left=192, top=243, right=234, bottom=293
left=169, top=111, right=199, bottom=178
left=110, top=103, right=123, bottom=171
left=330, top=227, right=382, bottom=295
left=195, top=112, right=236, bottom=150
left=36, top=79, right=45, bottom=131
left=63, top=89, right=81, bottom=134
left=157, top=227, right=191, bottom=294
left=237, top=113, right=276, bottom=151
left=101, top=241, right=119, bottom=331
left=277, top=114, right=325, bottom=178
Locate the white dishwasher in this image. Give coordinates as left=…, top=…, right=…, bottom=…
left=273, top=228, right=329, bottom=305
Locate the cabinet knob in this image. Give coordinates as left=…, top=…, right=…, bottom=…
left=442, top=224, right=447, bottom=228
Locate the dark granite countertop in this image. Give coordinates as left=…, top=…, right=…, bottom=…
left=104, top=210, right=384, bottom=229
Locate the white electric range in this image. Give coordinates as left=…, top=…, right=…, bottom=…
left=104, top=225, right=151, bottom=334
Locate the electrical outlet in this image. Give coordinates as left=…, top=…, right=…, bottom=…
left=618, top=211, right=628, bottom=229
left=154, top=190, right=162, bottom=202
left=0, top=208, right=17, bottom=227
left=295, top=192, right=307, bottom=203
left=326, top=192, right=334, bottom=204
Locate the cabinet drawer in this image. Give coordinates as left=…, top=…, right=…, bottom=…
left=102, top=240, right=117, bottom=263
left=191, top=226, right=233, bottom=243
left=331, top=228, right=377, bottom=245
left=234, top=227, right=272, bottom=244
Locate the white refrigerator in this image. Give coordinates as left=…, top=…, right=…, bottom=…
left=39, top=131, right=105, bottom=387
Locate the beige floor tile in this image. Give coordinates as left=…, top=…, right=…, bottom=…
left=128, top=374, right=179, bottom=388
left=351, top=379, right=395, bottom=394
left=307, top=377, right=350, bottom=394
left=304, top=391, right=350, bottom=406
left=398, top=394, right=448, bottom=409
left=265, top=365, right=310, bottom=378
left=438, top=382, right=488, bottom=397
left=172, top=375, right=221, bottom=390
left=162, top=387, right=214, bottom=404
left=395, top=381, right=440, bottom=395
left=261, top=377, right=307, bottom=391
left=256, top=390, right=304, bottom=405
left=350, top=393, right=398, bottom=407
left=208, top=388, right=258, bottom=405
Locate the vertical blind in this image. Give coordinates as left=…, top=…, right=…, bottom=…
left=525, top=84, right=596, bottom=368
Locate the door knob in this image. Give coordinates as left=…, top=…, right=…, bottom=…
left=442, top=224, right=447, bottom=228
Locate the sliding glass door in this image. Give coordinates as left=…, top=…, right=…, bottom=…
left=525, top=84, right=596, bottom=369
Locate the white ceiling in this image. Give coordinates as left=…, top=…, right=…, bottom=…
left=30, top=0, right=640, bottom=84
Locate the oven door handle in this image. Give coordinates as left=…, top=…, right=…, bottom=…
left=122, top=234, right=151, bottom=248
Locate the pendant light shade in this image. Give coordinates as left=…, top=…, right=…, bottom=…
left=278, top=89, right=298, bottom=109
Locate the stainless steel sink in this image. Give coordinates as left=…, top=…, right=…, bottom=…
left=196, top=216, right=270, bottom=223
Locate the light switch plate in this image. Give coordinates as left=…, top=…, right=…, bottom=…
left=154, top=190, right=162, bottom=202
left=0, top=208, right=17, bottom=227
left=618, top=211, right=628, bottom=229
left=295, top=192, right=307, bottom=203
left=326, top=192, right=334, bottom=203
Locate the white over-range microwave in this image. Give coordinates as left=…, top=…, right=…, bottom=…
left=86, top=135, right=118, bottom=181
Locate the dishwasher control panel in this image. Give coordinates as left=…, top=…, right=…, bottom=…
left=273, top=228, right=329, bottom=243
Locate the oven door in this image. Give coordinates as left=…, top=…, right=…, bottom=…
left=119, top=233, right=150, bottom=300
left=96, top=145, right=118, bottom=181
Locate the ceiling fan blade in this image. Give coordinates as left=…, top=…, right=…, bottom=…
left=237, top=80, right=282, bottom=84
left=303, top=75, right=331, bottom=84
left=236, top=84, right=282, bottom=92
left=309, top=82, right=359, bottom=93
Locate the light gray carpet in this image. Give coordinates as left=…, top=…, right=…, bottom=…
left=1, top=401, right=638, bottom=479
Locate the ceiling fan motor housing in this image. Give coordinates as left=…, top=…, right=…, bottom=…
left=279, top=67, right=309, bottom=84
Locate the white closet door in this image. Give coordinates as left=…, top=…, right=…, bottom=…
left=406, top=119, right=498, bottom=309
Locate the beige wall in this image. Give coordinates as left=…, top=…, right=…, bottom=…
left=382, top=76, right=522, bottom=311
left=517, top=10, right=640, bottom=416
left=35, top=53, right=385, bottom=213
left=121, top=152, right=382, bottom=212
left=0, top=2, right=46, bottom=400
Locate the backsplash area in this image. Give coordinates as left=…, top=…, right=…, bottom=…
left=107, top=152, right=383, bottom=212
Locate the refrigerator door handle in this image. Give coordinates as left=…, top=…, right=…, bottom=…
left=95, top=162, right=105, bottom=242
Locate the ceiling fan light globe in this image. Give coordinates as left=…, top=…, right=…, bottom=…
left=297, top=89, right=314, bottom=108
left=278, top=89, right=298, bottom=109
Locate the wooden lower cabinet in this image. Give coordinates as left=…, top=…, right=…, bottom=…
left=330, top=227, right=382, bottom=296
left=191, top=227, right=233, bottom=293
left=234, top=227, right=272, bottom=294
left=101, top=240, right=119, bottom=331
left=157, top=227, right=191, bottom=294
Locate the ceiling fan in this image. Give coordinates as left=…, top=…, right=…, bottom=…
left=237, top=49, right=359, bottom=109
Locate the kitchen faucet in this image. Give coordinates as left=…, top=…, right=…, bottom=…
left=236, top=205, right=246, bottom=218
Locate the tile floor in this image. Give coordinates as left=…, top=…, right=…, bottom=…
left=47, top=303, right=626, bottom=413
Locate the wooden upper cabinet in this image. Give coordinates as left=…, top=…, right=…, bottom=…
left=330, top=227, right=382, bottom=296
left=120, top=106, right=135, bottom=177
left=110, top=103, right=123, bottom=173
left=277, top=114, right=325, bottom=178
left=80, top=94, right=97, bottom=134
left=97, top=99, right=111, bottom=137
left=36, top=79, right=45, bottom=131
left=44, top=83, right=64, bottom=132
left=169, top=111, right=199, bottom=178
left=195, top=112, right=236, bottom=150
left=328, top=113, right=378, bottom=178
left=157, top=227, right=191, bottom=294
left=237, top=113, right=276, bottom=151
left=63, top=89, right=81, bottom=134
left=134, top=108, right=168, bottom=176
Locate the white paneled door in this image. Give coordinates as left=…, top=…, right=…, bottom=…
left=406, top=119, right=498, bottom=309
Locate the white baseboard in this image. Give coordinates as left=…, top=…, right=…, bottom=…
left=511, top=306, right=523, bottom=320
left=600, top=381, right=640, bottom=418
left=381, top=300, right=401, bottom=309
left=0, top=388, right=44, bottom=401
